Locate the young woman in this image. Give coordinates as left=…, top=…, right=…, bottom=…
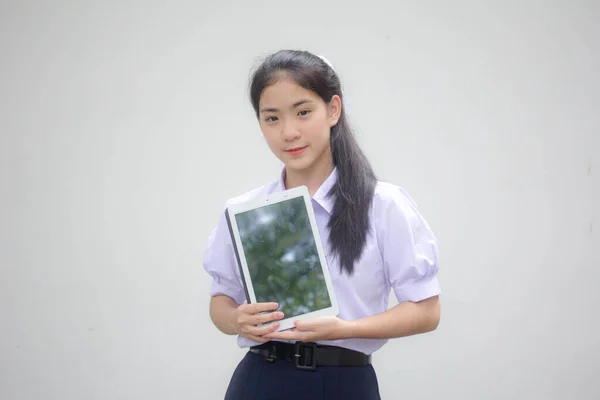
left=203, top=49, right=441, bottom=400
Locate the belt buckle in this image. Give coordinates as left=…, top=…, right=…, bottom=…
left=294, top=341, right=317, bottom=371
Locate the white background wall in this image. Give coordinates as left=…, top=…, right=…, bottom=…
left=1, top=1, right=598, bottom=399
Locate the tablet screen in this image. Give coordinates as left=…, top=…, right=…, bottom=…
left=234, top=196, right=332, bottom=319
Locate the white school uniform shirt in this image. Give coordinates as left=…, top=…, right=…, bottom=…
left=202, top=167, right=441, bottom=355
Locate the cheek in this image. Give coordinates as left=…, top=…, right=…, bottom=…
left=305, top=120, right=330, bottom=146
left=261, top=129, right=282, bottom=151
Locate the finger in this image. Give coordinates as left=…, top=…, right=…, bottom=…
left=246, top=321, right=281, bottom=337
left=240, top=318, right=281, bottom=335
left=263, top=327, right=297, bottom=336
left=242, top=302, right=280, bottom=314
left=248, top=311, right=284, bottom=326
left=242, top=333, right=270, bottom=344
left=264, top=329, right=307, bottom=341
left=237, top=304, right=280, bottom=326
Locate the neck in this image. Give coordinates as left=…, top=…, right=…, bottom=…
left=284, top=153, right=334, bottom=196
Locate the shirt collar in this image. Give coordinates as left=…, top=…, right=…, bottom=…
left=276, top=167, right=338, bottom=214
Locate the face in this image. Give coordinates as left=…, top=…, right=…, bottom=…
left=257, top=77, right=342, bottom=174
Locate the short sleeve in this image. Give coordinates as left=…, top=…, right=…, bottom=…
left=378, top=188, right=441, bottom=303
left=202, top=205, right=246, bottom=304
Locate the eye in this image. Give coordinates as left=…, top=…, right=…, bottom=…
left=298, top=110, right=311, bottom=117
left=265, top=116, right=278, bottom=122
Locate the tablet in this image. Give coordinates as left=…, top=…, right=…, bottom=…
left=225, top=185, right=338, bottom=331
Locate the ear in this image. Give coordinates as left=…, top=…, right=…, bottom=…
left=327, top=94, right=342, bottom=127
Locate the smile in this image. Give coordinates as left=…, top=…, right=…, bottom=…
left=285, top=146, right=307, bottom=156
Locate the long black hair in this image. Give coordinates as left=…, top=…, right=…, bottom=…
left=248, top=49, right=377, bottom=275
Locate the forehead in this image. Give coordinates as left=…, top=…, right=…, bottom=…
left=259, top=78, right=321, bottom=109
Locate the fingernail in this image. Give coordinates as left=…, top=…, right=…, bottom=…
left=277, top=312, right=284, bottom=319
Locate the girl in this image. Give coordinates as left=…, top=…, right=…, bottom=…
left=203, top=49, right=441, bottom=400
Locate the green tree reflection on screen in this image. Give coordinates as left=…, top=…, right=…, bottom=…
left=235, top=197, right=331, bottom=319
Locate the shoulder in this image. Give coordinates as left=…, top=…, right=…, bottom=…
left=372, top=180, right=421, bottom=219
left=371, top=180, right=434, bottom=239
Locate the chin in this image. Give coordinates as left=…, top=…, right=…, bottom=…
left=283, top=156, right=314, bottom=172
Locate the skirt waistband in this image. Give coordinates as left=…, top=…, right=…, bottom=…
left=249, top=341, right=371, bottom=371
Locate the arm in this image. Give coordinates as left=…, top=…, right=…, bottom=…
left=209, top=295, right=241, bottom=336
left=344, top=295, right=440, bottom=339
left=265, top=296, right=439, bottom=342
left=354, top=186, right=441, bottom=339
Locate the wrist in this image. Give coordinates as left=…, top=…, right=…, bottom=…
left=228, top=307, right=241, bottom=335
left=339, top=318, right=360, bottom=340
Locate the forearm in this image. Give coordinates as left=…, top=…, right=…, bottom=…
left=209, top=295, right=240, bottom=335
left=346, top=296, right=440, bottom=339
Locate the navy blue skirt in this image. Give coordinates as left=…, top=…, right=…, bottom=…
left=224, top=349, right=381, bottom=400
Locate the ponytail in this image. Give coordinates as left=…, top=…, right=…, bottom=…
left=327, top=114, right=376, bottom=274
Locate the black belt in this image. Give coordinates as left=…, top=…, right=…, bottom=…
left=249, top=341, right=371, bottom=371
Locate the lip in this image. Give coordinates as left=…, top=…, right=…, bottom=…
left=285, top=146, right=307, bottom=156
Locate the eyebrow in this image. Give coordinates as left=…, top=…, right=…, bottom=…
left=260, top=99, right=313, bottom=113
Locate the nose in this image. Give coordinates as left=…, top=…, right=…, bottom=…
left=281, top=119, right=300, bottom=141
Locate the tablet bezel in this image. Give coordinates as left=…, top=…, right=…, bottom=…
left=225, top=185, right=339, bottom=331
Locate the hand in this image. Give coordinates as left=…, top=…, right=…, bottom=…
left=264, top=316, right=351, bottom=342
left=234, top=302, right=284, bottom=343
